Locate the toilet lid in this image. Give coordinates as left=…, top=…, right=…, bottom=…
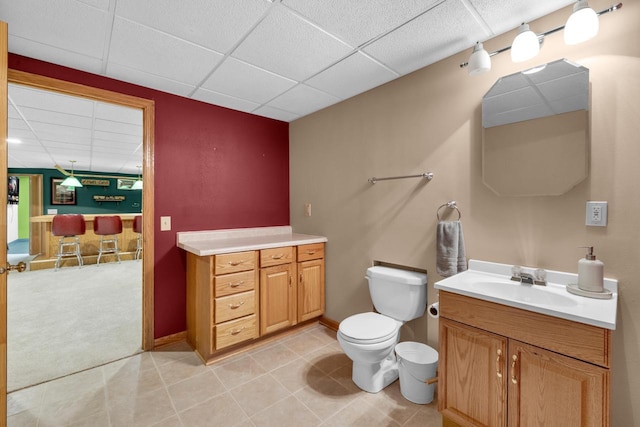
left=339, top=312, right=399, bottom=344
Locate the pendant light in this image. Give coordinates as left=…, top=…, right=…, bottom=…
left=468, top=42, right=491, bottom=75
left=131, top=165, right=143, bottom=190
left=564, top=0, right=599, bottom=44
left=511, top=23, right=540, bottom=63
left=60, top=160, right=83, bottom=188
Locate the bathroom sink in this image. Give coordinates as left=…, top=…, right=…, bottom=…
left=468, top=281, right=578, bottom=308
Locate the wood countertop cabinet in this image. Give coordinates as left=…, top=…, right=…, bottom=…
left=438, top=291, right=611, bottom=427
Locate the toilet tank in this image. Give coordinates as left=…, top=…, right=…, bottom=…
left=366, top=266, right=428, bottom=321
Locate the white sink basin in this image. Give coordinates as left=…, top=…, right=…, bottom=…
left=434, top=259, right=618, bottom=330
left=468, top=281, right=578, bottom=308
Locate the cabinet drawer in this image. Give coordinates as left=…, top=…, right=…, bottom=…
left=213, top=270, right=255, bottom=297
left=214, top=251, right=256, bottom=274
left=214, top=315, right=257, bottom=350
left=260, top=246, right=293, bottom=267
left=214, top=291, right=255, bottom=323
left=297, top=243, right=324, bottom=262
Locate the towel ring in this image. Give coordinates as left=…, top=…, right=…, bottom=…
left=437, top=201, right=462, bottom=221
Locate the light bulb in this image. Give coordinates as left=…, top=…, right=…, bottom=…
left=468, top=42, right=491, bottom=76
left=511, top=23, right=540, bottom=63
left=564, top=0, right=599, bottom=45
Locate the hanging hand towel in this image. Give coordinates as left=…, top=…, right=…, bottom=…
left=436, top=220, right=467, bottom=278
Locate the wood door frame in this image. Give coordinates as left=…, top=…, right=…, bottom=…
left=6, top=70, right=156, bottom=352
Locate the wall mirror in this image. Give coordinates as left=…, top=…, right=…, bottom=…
left=482, top=59, right=590, bottom=196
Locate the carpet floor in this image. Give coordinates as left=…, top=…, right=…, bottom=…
left=7, top=260, right=142, bottom=392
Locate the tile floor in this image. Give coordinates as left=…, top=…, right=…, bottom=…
left=7, top=324, right=442, bottom=427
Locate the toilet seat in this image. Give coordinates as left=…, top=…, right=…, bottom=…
left=339, top=312, right=401, bottom=345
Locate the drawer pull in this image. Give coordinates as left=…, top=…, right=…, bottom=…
left=511, top=354, right=518, bottom=384
left=228, top=301, right=245, bottom=309
left=306, top=250, right=316, bottom=255
left=299, top=273, right=303, bottom=284
left=270, top=254, right=284, bottom=260
left=228, top=260, right=245, bottom=266
left=496, top=349, right=503, bottom=379
left=230, top=327, right=245, bottom=336
left=228, top=281, right=244, bottom=288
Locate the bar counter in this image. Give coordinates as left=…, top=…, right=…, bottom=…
left=30, top=213, right=141, bottom=270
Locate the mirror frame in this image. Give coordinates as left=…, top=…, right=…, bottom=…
left=7, top=69, right=156, bottom=350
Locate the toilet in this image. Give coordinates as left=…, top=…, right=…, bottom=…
left=337, top=266, right=428, bottom=393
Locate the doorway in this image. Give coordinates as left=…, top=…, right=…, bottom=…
left=2, top=69, right=155, bottom=411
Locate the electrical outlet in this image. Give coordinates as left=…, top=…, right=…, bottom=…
left=586, top=201, right=607, bottom=227
left=160, top=216, right=171, bottom=231
left=304, top=203, right=311, bottom=217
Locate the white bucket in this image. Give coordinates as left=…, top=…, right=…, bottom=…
left=395, top=341, right=438, bottom=404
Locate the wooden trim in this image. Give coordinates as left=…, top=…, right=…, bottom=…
left=1, top=19, right=9, bottom=421
left=154, top=331, right=187, bottom=348
left=319, top=316, right=339, bottom=331
left=7, top=70, right=156, bottom=351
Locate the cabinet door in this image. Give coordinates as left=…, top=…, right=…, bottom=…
left=508, top=340, right=609, bottom=427
left=260, top=264, right=295, bottom=335
left=297, top=258, right=325, bottom=322
left=439, top=318, right=508, bottom=427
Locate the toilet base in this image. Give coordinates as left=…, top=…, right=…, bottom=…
left=352, top=353, right=399, bottom=393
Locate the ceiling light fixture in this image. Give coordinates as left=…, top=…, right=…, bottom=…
left=511, top=23, right=540, bottom=63
left=460, top=2, right=622, bottom=73
left=564, top=0, right=600, bottom=44
left=131, top=165, right=143, bottom=190
left=468, top=42, right=491, bottom=75
left=7, top=138, right=22, bottom=144
left=60, top=160, right=83, bottom=188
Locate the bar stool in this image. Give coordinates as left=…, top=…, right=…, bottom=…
left=133, top=215, right=142, bottom=260
left=52, top=214, right=86, bottom=270
left=93, top=216, right=122, bottom=266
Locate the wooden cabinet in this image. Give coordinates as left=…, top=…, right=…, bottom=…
left=187, top=242, right=325, bottom=363
left=297, top=243, right=325, bottom=322
left=439, top=291, right=611, bottom=427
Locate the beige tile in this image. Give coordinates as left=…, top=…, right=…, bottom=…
left=328, top=364, right=362, bottom=394
left=251, top=395, right=321, bottom=427
left=211, top=354, right=266, bottom=389
left=358, top=380, right=421, bottom=425
left=294, top=375, right=357, bottom=420
left=230, top=374, right=290, bottom=417
left=283, top=332, right=327, bottom=356
left=41, top=367, right=105, bottom=405
left=270, top=358, right=327, bottom=393
left=178, top=392, right=249, bottom=427
left=151, top=341, right=194, bottom=367
left=167, top=370, right=226, bottom=412
left=306, top=326, right=338, bottom=345
left=303, top=344, right=351, bottom=375
left=156, top=352, right=208, bottom=386
left=320, top=397, right=401, bottom=427
left=104, top=359, right=165, bottom=398
left=108, top=388, right=177, bottom=427
left=149, top=415, right=184, bottom=427
left=37, top=389, right=108, bottom=426
left=402, top=401, right=443, bottom=427
left=7, top=383, right=46, bottom=416
left=66, top=410, right=112, bottom=427
left=250, top=343, right=300, bottom=372
left=7, top=410, right=39, bottom=427
left=103, top=352, right=157, bottom=377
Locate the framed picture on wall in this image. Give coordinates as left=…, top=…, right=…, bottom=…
left=51, top=178, right=77, bottom=205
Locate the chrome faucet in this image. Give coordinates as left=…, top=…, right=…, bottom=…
left=519, top=273, right=535, bottom=285
left=510, top=266, right=547, bottom=286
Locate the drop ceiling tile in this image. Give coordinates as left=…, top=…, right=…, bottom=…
left=252, top=106, right=300, bottom=122
left=109, top=17, right=224, bottom=85
left=106, top=63, right=196, bottom=97
left=306, top=52, right=398, bottom=99
left=10, top=85, right=95, bottom=116
left=17, top=108, right=94, bottom=130
left=115, top=0, right=271, bottom=53
left=267, top=84, right=341, bottom=117
left=191, top=88, right=261, bottom=114
left=470, top=0, right=574, bottom=36
left=232, top=7, right=353, bottom=81
left=201, top=58, right=297, bottom=104
left=93, top=131, right=143, bottom=145
left=8, top=36, right=104, bottom=75
left=2, top=0, right=109, bottom=58
left=94, top=102, right=143, bottom=125
left=283, top=0, right=444, bottom=47
left=94, top=119, right=142, bottom=136
left=364, top=0, right=489, bottom=74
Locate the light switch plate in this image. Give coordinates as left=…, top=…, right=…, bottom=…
left=160, top=216, right=171, bottom=231
left=586, top=201, right=607, bottom=226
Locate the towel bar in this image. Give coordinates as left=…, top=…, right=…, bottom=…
left=368, top=172, right=434, bottom=184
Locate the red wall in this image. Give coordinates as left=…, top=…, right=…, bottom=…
left=9, top=54, right=290, bottom=338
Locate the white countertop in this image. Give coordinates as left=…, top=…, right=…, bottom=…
left=435, top=259, right=618, bottom=330
left=177, top=226, right=327, bottom=256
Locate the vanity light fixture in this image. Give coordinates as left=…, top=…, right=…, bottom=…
left=511, top=23, right=540, bottom=63
left=564, top=0, right=599, bottom=44
left=468, top=42, right=491, bottom=75
left=131, top=165, right=143, bottom=190
left=60, top=160, right=83, bottom=188
left=460, top=2, right=622, bottom=74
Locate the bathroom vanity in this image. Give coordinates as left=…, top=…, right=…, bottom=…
left=177, top=227, right=327, bottom=364
left=435, top=260, right=617, bottom=427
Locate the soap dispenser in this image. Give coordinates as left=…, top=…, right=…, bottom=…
left=577, top=246, right=604, bottom=293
